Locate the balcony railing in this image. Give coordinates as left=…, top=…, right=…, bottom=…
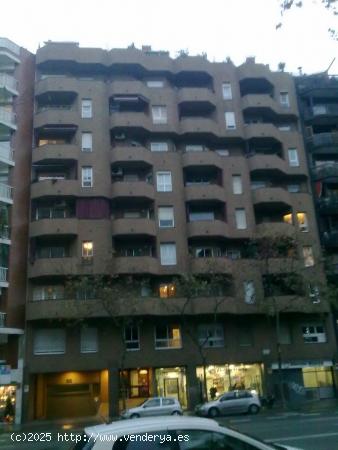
left=311, top=163, right=338, bottom=179
left=0, top=267, right=8, bottom=283
left=0, top=108, right=16, bottom=128
left=0, top=183, right=13, bottom=201
left=0, top=38, right=20, bottom=55
left=0, top=225, right=10, bottom=240
left=0, top=312, right=6, bottom=327
left=0, top=142, right=14, bottom=164
left=305, top=104, right=338, bottom=119
left=0, top=74, right=18, bottom=94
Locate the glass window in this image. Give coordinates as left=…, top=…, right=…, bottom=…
left=81, top=99, right=92, bottom=118
left=222, top=83, right=233, bottom=100
left=147, top=80, right=164, bottom=88
left=232, top=175, right=243, bottom=194
left=225, top=112, right=236, bottom=130
left=287, top=184, right=300, bottom=193
left=34, top=329, right=66, bottom=355
left=303, top=246, right=314, bottom=267
left=144, top=398, right=161, bottom=407
left=152, top=106, right=167, bottom=124
left=80, top=327, right=98, bottom=353
left=82, top=241, right=93, bottom=258
left=155, top=325, right=181, bottom=349
left=235, top=209, right=247, bottom=229
left=158, top=206, right=174, bottom=228
left=150, top=142, right=168, bottom=152
left=160, top=243, right=177, bottom=265
left=124, top=326, right=140, bottom=351
left=283, top=213, right=293, bottom=225
left=250, top=181, right=266, bottom=190
left=33, top=285, right=64, bottom=301
left=302, top=324, right=326, bottom=343
left=297, top=212, right=308, bottom=232
left=288, top=148, right=299, bottom=167
left=198, top=324, right=224, bottom=348
left=309, top=284, right=320, bottom=304
left=244, top=281, right=255, bottom=304
left=81, top=133, right=92, bottom=152
left=156, top=172, right=172, bottom=192
left=185, top=145, right=204, bottom=152
left=280, top=92, right=290, bottom=107
left=189, top=211, right=214, bottom=221
left=280, top=323, right=292, bottom=344
left=159, top=283, right=176, bottom=298
left=81, top=166, right=93, bottom=187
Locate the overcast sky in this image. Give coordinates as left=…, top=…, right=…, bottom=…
left=3, top=0, right=338, bottom=74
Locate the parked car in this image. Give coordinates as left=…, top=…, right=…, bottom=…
left=120, top=397, right=183, bottom=419
left=71, top=416, right=303, bottom=449
left=195, top=390, right=261, bottom=417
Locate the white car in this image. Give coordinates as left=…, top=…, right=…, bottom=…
left=71, top=416, right=303, bottom=450
left=120, top=397, right=183, bottom=419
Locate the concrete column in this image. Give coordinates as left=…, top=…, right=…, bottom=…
left=186, top=364, right=200, bottom=410
left=108, top=367, right=119, bottom=419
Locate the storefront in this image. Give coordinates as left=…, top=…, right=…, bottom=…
left=120, top=368, right=154, bottom=410
left=196, top=364, right=263, bottom=400
left=0, top=384, right=16, bottom=422
left=155, top=367, right=187, bottom=407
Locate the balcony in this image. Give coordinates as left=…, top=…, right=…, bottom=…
left=304, top=104, right=338, bottom=121
left=255, top=222, right=296, bottom=238
left=311, top=163, right=338, bottom=180
left=111, top=146, right=153, bottom=167
left=32, top=144, right=79, bottom=164
left=112, top=256, right=159, bottom=274
left=0, top=108, right=16, bottom=130
left=248, top=154, right=289, bottom=176
left=111, top=181, right=155, bottom=201
left=0, top=38, right=20, bottom=64
left=109, top=80, right=149, bottom=101
left=238, top=62, right=274, bottom=86
left=308, top=132, right=338, bottom=154
left=0, top=267, right=8, bottom=288
left=0, top=183, right=13, bottom=204
left=112, top=218, right=156, bottom=237
left=187, top=220, right=230, bottom=238
left=178, top=88, right=216, bottom=113
left=31, top=179, right=79, bottom=199
left=30, top=218, right=78, bottom=238
left=0, top=74, right=18, bottom=96
left=185, top=184, right=226, bottom=202
left=35, top=76, right=78, bottom=97
left=0, top=225, right=10, bottom=244
left=34, top=108, right=79, bottom=129
left=28, top=257, right=79, bottom=278
left=0, top=142, right=14, bottom=166
left=242, top=94, right=297, bottom=117
left=180, top=117, right=220, bottom=136
left=245, top=123, right=282, bottom=144
left=182, top=151, right=223, bottom=170
left=322, top=230, right=338, bottom=248
left=0, top=312, right=6, bottom=327
left=252, top=187, right=292, bottom=209
left=190, top=257, right=232, bottom=274
left=317, top=196, right=338, bottom=214
left=110, top=112, right=152, bottom=131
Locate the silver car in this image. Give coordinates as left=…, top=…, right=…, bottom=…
left=195, top=390, right=261, bottom=417
left=120, top=396, right=183, bottom=419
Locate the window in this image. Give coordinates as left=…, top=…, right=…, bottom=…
left=189, top=211, right=214, bottom=221
left=152, top=106, right=167, bottom=124
left=150, top=142, right=168, bottom=152
left=244, top=281, right=255, bottom=304
left=235, top=208, right=247, bottom=229
left=222, top=82, right=233, bottom=100
left=124, top=326, right=140, bottom=350
left=232, top=175, right=243, bottom=194
left=280, top=91, right=290, bottom=107
left=36, top=246, right=66, bottom=258
left=215, top=149, right=229, bottom=156
left=158, top=206, right=174, bottom=228
left=198, top=324, right=224, bottom=348
left=288, top=148, right=299, bottom=167
left=303, top=246, right=314, bottom=267
left=185, top=145, right=204, bottom=152
left=251, top=181, right=266, bottom=190
left=147, top=80, right=164, bottom=88
left=81, top=99, right=92, bottom=118
left=297, top=212, right=308, bottom=232
left=309, top=284, right=320, bottom=304
left=225, top=112, right=236, bottom=129
left=81, top=132, right=92, bottom=152
left=81, top=166, right=93, bottom=187
left=287, top=184, right=300, bottom=193
left=155, top=325, right=181, bottom=349
left=82, top=241, right=93, bottom=258
left=302, top=324, right=326, bottom=343
left=278, top=124, right=291, bottom=131
left=283, top=213, right=293, bottom=225
left=280, top=323, right=292, bottom=344
left=80, top=327, right=98, bottom=353
left=160, top=243, right=177, bottom=265
left=33, top=285, right=64, bottom=301
left=159, top=283, right=176, bottom=298
left=156, top=171, right=172, bottom=192
left=34, top=329, right=66, bottom=355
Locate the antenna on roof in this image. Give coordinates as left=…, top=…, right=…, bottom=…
left=325, top=57, right=336, bottom=73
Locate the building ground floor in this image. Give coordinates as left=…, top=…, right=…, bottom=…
left=25, top=359, right=337, bottom=421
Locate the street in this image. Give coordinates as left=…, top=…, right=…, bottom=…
left=0, top=412, right=337, bottom=449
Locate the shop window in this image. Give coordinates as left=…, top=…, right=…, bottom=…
left=303, top=367, right=333, bottom=389
left=159, top=283, right=176, bottom=298
left=198, top=324, right=224, bottom=348
left=302, top=324, right=326, bottom=343
left=297, top=212, right=308, bottom=232
left=80, top=327, right=98, bottom=353
left=124, top=326, right=140, bottom=351
left=155, top=325, right=181, bottom=349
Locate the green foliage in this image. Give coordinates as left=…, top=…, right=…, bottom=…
left=245, top=236, right=296, bottom=259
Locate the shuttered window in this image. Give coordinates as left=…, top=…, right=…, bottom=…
left=160, top=243, right=177, bottom=265
left=81, top=133, right=92, bottom=152
left=80, top=327, right=98, bottom=353
left=34, top=329, right=66, bottom=355
left=158, top=207, right=174, bottom=228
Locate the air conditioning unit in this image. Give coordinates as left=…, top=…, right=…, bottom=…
left=112, top=167, right=123, bottom=176
left=115, top=133, right=126, bottom=140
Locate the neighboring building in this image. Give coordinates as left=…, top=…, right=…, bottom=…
left=0, top=38, right=34, bottom=423
left=24, top=42, right=337, bottom=421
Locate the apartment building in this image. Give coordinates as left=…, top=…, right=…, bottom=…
left=24, top=42, right=337, bottom=421
left=0, top=38, right=34, bottom=423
